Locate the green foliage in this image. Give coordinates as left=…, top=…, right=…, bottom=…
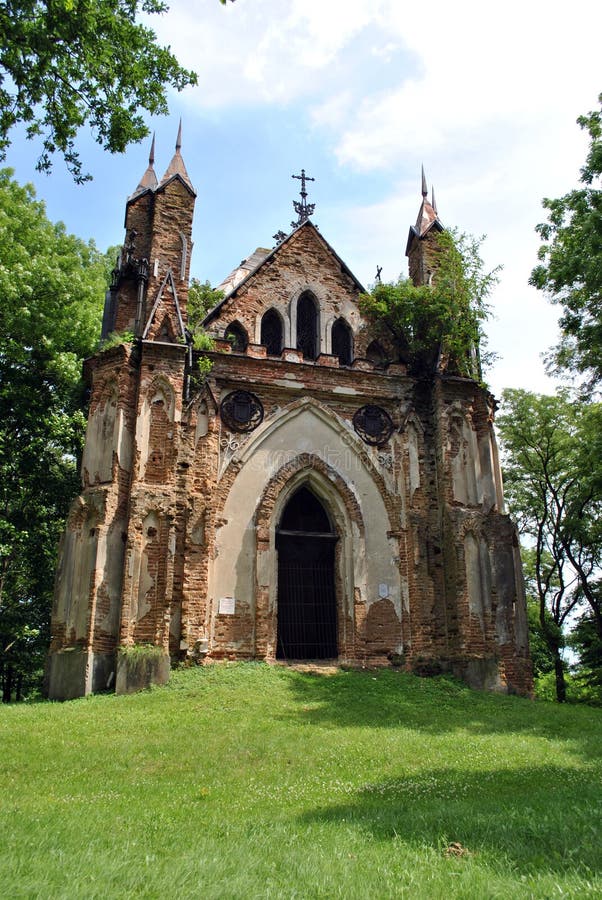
left=100, top=329, right=135, bottom=351
left=526, top=597, right=557, bottom=678
left=0, top=0, right=198, bottom=182
left=117, top=643, right=164, bottom=659
left=0, top=168, right=107, bottom=701
left=187, top=278, right=222, bottom=381
left=530, top=93, right=602, bottom=390
left=569, top=611, right=602, bottom=704
left=359, top=230, right=499, bottom=380
left=1, top=664, right=601, bottom=897
left=498, top=389, right=602, bottom=702
left=187, top=278, right=222, bottom=338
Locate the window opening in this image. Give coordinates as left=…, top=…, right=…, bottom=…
left=332, top=318, right=353, bottom=366
left=261, top=309, right=284, bottom=356
left=224, top=322, right=248, bottom=352
left=366, top=340, right=387, bottom=368
left=296, top=292, right=318, bottom=360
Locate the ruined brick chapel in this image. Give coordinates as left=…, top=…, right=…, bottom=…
left=47, top=132, right=532, bottom=700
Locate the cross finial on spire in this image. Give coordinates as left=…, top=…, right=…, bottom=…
left=291, top=168, right=316, bottom=228
left=421, top=165, right=428, bottom=198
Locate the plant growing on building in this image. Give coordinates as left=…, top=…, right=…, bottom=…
left=187, top=278, right=223, bottom=381
left=100, top=329, right=136, bottom=351
left=359, top=230, right=499, bottom=381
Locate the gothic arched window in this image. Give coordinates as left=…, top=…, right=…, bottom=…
left=332, top=318, right=353, bottom=366
left=224, top=321, right=248, bottom=352
left=261, top=308, right=284, bottom=356
left=366, top=340, right=387, bottom=369
left=296, top=292, right=318, bottom=360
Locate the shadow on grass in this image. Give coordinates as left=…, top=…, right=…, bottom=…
left=298, top=763, right=601, bottom=876
left=278, top=666, right=602, bottom=761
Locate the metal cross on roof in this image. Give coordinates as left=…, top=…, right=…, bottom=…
left=291, top=168, right=316, bottom=228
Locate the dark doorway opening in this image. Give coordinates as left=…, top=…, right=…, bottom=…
left=276, top=486, right=338, bottom=660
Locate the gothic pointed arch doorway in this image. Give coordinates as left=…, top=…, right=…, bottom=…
left=276, top=485, right=338, bottom=660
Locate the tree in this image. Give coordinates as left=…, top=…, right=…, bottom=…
left=0, top=0, right=199, bottom=182
left=497, top=389, right=602, bottom=702
left=0, top=168, right=110, bottom=700
left=570, top=609, right=602, bottom=704
left=530, top=93, right=602, bottom=391
left=187, top=277, right=222, bottom=342
left=359, top=230, right=499, bottom=381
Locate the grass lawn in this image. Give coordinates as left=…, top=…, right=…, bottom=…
left=1, top=663, right=600, bottom=899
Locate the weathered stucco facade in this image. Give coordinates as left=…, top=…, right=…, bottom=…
left=47, top=139, right=532, bottom=699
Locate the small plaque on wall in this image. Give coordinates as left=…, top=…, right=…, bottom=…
left=219, top=597, right=236, bottom=615
left=378, top=583, right=389, bottom=599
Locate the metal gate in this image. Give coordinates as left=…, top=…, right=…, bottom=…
left=276, top=531, right=338, bottom=660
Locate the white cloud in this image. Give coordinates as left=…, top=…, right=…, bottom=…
left=150, top=0, right=600, bottom=397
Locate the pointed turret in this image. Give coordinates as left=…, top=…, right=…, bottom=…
left=405, top=167, right=444, bottom=286
left=160, top=120, right=195, bottom=194
left=106, top=130, right=197, bottom=340
left=130, top=134, right=158, bottom=197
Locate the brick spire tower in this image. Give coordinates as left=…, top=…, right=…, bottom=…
left=101, top=126, right=196, bottom=342
left=405, top=166, right=444, bottom=286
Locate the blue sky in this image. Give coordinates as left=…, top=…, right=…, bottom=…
left=4, top=0, right=601, bottom=399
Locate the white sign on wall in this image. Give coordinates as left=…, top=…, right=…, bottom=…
left=218, top=596, right=236, bottom=615
left=378, top=583, right=389, bottom=599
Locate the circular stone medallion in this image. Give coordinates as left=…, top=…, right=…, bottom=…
left=220, top=390, right=264, bottom=433
left=353, top=404, right=394, bottom=446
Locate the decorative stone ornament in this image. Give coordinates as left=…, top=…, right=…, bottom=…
left=353, top=404, right=394, bottom=446
left=220, top=390, right=264, bottom=433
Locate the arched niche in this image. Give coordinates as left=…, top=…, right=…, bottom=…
left=464, top=530, right=492, bottom=634
left=448, top=411, right=479, bottom=506
left=366, top=340, right=387, bottom=369
left=296, top=291, right=319, bottom=360
left=224, top=321, right=249, bottom=352
left=82, top=382, right=119, bottom=485
left=332, top=317, right=353, bottom=366
left=139, top=379, right=175, bottom=483
left=261, top=308, right=284, bottom=356
left=179, top=231, right=188, bottom=280
left=54, top=497, right=102, bottom=641
left=195, top=399, right=209, bottom=442
left=132, top=511, right=163, bottom=639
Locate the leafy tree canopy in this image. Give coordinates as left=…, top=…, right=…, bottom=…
left=530, top=93, right=602, bottom=391
left=187, top=277, right=222, bottom=342
left=0, top=167, right=109, bottom=699
left=497, top=388, right=602, bottom=702
left=359, top=230, right=499, bottom=382
left=0, top=0, right=198, bottom=181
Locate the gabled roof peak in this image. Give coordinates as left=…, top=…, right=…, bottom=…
left=405, top=167, right=444, bottom=257
left=204, top=219, right=366, bottom=326
left=414, top=166, right=442, bottom=237
left=160, top=120, right=195, bottom=192
left=129, top=134, right=158, bottom=198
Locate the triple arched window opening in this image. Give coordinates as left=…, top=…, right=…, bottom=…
left=225, top=291, right=354, bottom=366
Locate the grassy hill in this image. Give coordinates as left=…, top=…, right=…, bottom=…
left=1, top=663, right=600, bottom=899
